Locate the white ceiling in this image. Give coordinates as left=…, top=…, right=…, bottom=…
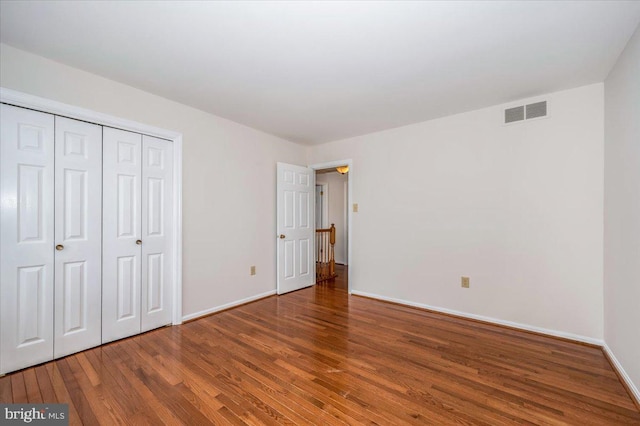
left=1, top=1, right=639, bottom=145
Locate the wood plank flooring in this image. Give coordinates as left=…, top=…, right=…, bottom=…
left=1, top=266, right=639, bottom=424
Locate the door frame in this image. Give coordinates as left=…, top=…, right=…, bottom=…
left=0, top=87, right=184, bottom=325
left=343, top=180, right=349, bottom=265
left=309, top=159, right=353, bottom=293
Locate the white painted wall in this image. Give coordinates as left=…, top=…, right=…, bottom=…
left=308, top=84, right=604, bottom=340
left=0, top=44, right=306, bottom=320
left=1, top=43, right=618, bottom=358
left=316, top=172, right=348, bottom=264
left=604, top=25, right=640, bottom=398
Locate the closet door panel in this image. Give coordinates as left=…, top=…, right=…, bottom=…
left=0, top=104, right=55, bottom=374
left=53, top=117, right=103, bottom=358
left=141, top=136, right=173, bottom=332
left=102, top=127, right=142, bottom=343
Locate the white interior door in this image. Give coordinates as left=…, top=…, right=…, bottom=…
left=141, top=135, right=173, bottom=332
left=277, top=162, right=315, bottom=294
left=0, top=104, right=55, bottom=374
left=53, top=117, right=103, bottom=358
left=102, top=127, right=142, bottom=343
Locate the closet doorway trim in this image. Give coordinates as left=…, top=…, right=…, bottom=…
left=0, top=87, right=183, bottom=326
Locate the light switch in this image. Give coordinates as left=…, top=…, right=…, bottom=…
left=353, top=203, right=359, bottom=213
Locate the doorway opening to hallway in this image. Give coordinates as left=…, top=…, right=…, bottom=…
left=314, top=162, right=351, bottom=289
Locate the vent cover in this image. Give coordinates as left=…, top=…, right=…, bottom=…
left=505, top=106, right=525, bottom=123
left=504, top=101, right=547, bottom=124
left=526, top=101, right=547, bottom=119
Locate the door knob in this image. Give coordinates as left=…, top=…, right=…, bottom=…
left=279, top=234, right=286, bottom=239
left=136, top=240, right=142, bottom=245
left=55, top=244, right=64, bottom=251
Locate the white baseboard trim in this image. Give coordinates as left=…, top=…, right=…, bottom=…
left=350, top=290, right=604, bottom=346
left=603, top=343, right=640, bottom=406
left=182, top=290, right=276, bottom=322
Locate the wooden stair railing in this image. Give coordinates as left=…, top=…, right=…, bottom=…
left=316, top=223, right=337, bottom=283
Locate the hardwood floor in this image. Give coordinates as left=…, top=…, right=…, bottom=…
left=319, top=263, right=348, bottom=290
left=1, top=269, right=639, bottom=425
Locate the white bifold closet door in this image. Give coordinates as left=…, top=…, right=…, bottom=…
left=1, top=105, right=55, bottom=374
left=0, top=105, right=102, bottom=374
left=140, top=135, right=174, bottom=333
left=102, top=128, right=173, bottom=344
left=53, top=116, right=103, bottom=358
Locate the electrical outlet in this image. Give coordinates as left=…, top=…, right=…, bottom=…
left=461, top=276, right=470, bottom=288
left=250, top=266, right=256, bottom=276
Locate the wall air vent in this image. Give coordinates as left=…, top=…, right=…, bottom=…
left=504, top=101, right=547, bottom=124
left=505, top=106, right=525, bottom=123
left=526, top=101, right=547, bottom=119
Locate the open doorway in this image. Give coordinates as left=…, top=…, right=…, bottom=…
left=310, top=160, right=353, bottom=292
